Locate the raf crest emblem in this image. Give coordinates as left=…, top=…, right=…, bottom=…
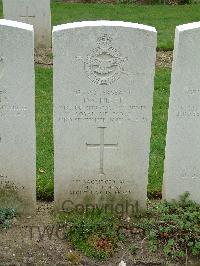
left=77, top=34, right=127, bottom=86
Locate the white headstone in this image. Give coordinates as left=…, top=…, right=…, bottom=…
left=53, top=21, right=156, bottom=213
left=164, top=22, right=200, bottom=203
left=0, top=19, right=36, bottom=213
left=3, top=0, right=51, bottom=48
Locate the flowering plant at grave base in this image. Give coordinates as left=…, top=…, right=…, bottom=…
left=57, top=208, right=121, bottom=260
left=136, top=192, right=200, bottom=259
left=57, top=192, right=200, bottom=261
left=0, top=208, right=16, bottom=229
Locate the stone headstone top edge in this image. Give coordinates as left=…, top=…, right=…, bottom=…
left=177, top=21, right=200, bottom=32
left=53, top=20, right=157, bottom=34
left=0, top=19, right=33, bottom=31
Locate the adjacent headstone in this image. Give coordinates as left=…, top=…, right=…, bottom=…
left=163, top=22, right=200, bottom=203
left=53, top=21, right=157, bottom=213
left=0, top=19, right=36, bottom=213
left=3, top=0, right=51, bottom=48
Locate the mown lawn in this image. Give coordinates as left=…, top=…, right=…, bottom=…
left=35, top=68, right=54, bottom=200
left=0, top=1, right=187, bottom=197
left=1, top=1, right=200, bottom=49
left=148, top=68, right=171, bottom=195
left=35, top=67, right=171, bottom=199
left=51, top=2, right=200, bottom=50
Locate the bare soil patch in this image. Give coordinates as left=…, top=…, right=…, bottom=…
left=35, top=48, right=53, bottom=68
left=156, top=51, right=173, bottom=68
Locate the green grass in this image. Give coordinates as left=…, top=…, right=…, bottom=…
left=51, top=3, right=200, bottom=50
left=35, top=67, right=171, bottom=199
left=0, top=0, right=173, bottom=198
left=35, top=67, right=54, bottom=200
left=51, top=2, right=200, bottom=50
left=1, top=1, right=200, bottom=49
left=148, top=68, right=171, bottom=195
left=0, top=0, right=179, bottom=197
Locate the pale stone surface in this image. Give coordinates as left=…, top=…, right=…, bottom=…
left=3, top=0, right=51, bottom=48
left=53, top=21, right=156, bottom=213
left=0, top=19, right=36, bottom=213
left=163, top=22, right=200, bottom=204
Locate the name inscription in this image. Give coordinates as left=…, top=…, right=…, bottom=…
left=58, top=87, right=147, bottom=124
left=0, top=89, right=28, bottom=117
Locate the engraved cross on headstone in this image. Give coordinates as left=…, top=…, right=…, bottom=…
left=20, top=6, right=35, bottom=23
left=86, top=127, right=118, bottom=175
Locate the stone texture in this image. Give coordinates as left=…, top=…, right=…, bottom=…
left=53, top=21, right=156, bottom=213
left=3, top=0, right=51, bottom=48
left=0, top=19, right=36, bottom=213
left=163, top=22, right=200, bottom=203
